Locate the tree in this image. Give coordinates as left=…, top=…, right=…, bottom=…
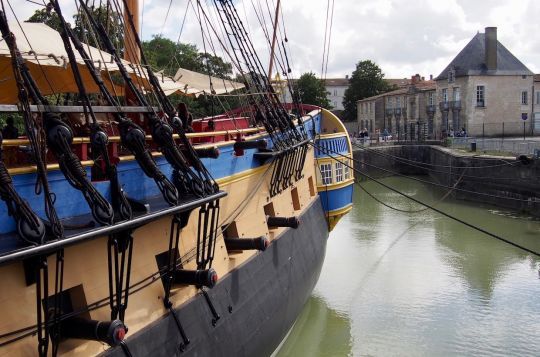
left=73, top=5, right=124, bottom=55
left=295, top=72, right=331, bottom=108
left=141, top=36, right=233, bottom=80
left=342, top=60, right=392, bottom=121
left=142, top=36, right=201, bottom=76
left=197, top=52, right=233, bottom=79
left=27, top=5, right=123, bottom=54
left=26, top=7, right=62, bottom=31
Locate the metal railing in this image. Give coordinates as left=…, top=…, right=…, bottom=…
left=444, top=121, right=540, bottom=155
left=451, top=100, right=461, bottom=110
left=439, top=101, right=450, bottom=111
left=465, top=121, right=537, bottom=139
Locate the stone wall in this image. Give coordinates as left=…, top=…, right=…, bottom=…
left=353, top=145, right=540, bottom=216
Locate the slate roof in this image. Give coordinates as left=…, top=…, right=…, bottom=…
left=386, top=78, right=411, bottom=88
left=324, top=78, right=349, bottom=86
left=436, top=33, right=533, bottom=80
left=357, top=80, right=436, bottom=103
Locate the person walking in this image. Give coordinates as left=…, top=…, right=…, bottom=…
left=2, top=116, right=19, bottom=139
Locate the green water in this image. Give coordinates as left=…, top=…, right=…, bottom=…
left=277, top=177, right=540, bottom=356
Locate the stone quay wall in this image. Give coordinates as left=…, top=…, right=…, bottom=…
left=353, top=145, right=540, bottom=217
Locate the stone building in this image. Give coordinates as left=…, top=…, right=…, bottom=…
left=357, top=75, right=436, bottom=137
left=434, top=27, right=534, bottom=136
left=325, top=78, right=349, bottom=111
left=534, top=74, right=540, bottom=134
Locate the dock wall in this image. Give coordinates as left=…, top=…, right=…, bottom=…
left=354, top=145, right=540, bottom=216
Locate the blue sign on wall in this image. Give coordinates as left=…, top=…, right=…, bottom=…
left=521, top=113, right=528, bottom=120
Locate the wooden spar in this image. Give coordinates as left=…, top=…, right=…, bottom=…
left=123, top=0, right=140, bottom=63
left=267, top=0, right=281, bottom=81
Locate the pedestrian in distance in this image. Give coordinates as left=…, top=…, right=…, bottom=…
left=1, top=116, right=19, bottom=139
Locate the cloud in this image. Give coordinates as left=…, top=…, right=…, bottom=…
left=4, top=0, right=539, bottom=80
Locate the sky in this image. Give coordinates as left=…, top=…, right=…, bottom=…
left=4, top=0, right=540, bottom=80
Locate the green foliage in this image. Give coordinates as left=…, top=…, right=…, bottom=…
left=295, top=72, right=331, bottom=108
left=142, top=36, right=200, bottom=76
left=0, top=113, right=24, bottom=136
left=197, top=52, right=233, bottom=79
left=73, top=5, right=124, bottom=55
left=27, top=6, right=123, bottom=54
left=142, top=36, right=233, bottom=79
left=342, top=60, right=392, bottom=121
left=26, top=8, right=62, bottom=31
left=142, top=35, right=235, bottom=117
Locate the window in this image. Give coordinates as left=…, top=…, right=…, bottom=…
left=428, top=92, right=434, bottom=106
left=334, top=89, right=337, bottom=96
left=453, top=87, right=460, bottom=101
left=370, top=103, right=373, bottom=113
left=396, top=97, right=401, bottom=108
left=448, top=69, right=455, bottom=83
left=537, top=92, right=540, bottom=105
left=334, top=101, right=337, bottom=107
left=476, top=86, right=485, bottom=107
left=521, top=91, right=528, bottom=105
left=442, top=88, right=448, bottom=102
left=320, top=163, right=333, bottom=185
left=344, top=162, right=350, bottom=180
left=335, top=162, right=343, bottom=183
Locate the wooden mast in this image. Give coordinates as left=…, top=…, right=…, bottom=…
left=123, top=0, right=140, bottom=63
left=267, top=0, right=281, bottom=81
left=123, top=0, right=140, bottom=104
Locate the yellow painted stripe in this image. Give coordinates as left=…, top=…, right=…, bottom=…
left=1, top=127, right=265, bottom=147
left=216, top=164, right=269, bottom=186
left=317, top=132, right=349, bottom=140
left=317, top=178, right=354, bottom=191
left=8, top=160, right=95, bottom=175
left=315, top=155, right=353, bottom=165
left=327, top=203, right=353, bottom=217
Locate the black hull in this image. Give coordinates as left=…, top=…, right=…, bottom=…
left=103, top=198, right=329, bottom=357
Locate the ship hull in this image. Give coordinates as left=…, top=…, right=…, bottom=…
left=104, top=198, right=328, bottom=357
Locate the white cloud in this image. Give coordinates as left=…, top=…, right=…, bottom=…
left=3, top=0, right=539, bottom=80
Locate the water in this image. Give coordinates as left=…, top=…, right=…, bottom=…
left=277, top=177, right=540, bottom=356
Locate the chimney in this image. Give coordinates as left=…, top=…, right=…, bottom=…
left=345, top=75, right=349, bottom=79
left=430, top=74, right=433, bottom=80
left=485, top=27, right=497, bottom=71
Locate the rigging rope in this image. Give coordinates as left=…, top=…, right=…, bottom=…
left=341, top=144, right=535, bottom=203
left=311, top=141, right=540, bottom=257
left=0, top=3, right=63, bottom=238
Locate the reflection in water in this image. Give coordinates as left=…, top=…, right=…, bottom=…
left=279, top=177, right=540, bottom=356
left=276, top=296, right=352, bottom=357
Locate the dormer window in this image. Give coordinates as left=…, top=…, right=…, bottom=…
left=448, top=69, right=455, bottom=83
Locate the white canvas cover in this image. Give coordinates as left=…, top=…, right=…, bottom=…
left=172, top=67, right=244, bottom=97
left=0, top=22, right=202, bottom=103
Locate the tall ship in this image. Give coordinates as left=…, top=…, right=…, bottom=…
left=0, top=1, right=353, bottom=355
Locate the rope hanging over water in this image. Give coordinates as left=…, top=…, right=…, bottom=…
left=310, top=141, right=540, bottom=258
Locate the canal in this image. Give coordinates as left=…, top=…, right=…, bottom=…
left=277, top=177, right=540, bottom=356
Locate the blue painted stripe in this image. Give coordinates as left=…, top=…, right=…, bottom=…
left=318, top=184, right=354, bottom=213
left=314, top=136, right=349, bottom=158
left=0, top=113, right=323, bottom=234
